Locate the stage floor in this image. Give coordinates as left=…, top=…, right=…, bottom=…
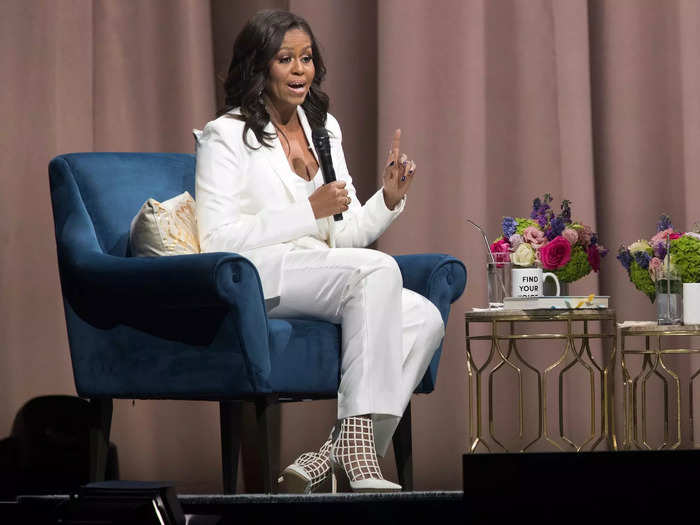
left=5, top=491, right=465, bottom=524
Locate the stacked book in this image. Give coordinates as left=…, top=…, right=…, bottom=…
left=502, top=295, right=609, bottom=310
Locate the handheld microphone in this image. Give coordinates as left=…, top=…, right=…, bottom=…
left=311, top=127, right=343, bottom=221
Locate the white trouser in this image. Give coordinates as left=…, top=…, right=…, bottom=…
left=268, top=247, right=445, bottom=456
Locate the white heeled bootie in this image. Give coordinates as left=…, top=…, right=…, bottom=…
left=329, top=415, right=402, bottom=493
left=278, top=433, right=333, bottom=493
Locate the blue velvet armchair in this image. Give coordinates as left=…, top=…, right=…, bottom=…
left=48, top=152, right=466, bottom=493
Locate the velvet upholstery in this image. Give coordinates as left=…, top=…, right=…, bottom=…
left=49, top=152, right=466, bottom=402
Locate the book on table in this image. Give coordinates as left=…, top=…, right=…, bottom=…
left=502, top=295, right=609, bottom=310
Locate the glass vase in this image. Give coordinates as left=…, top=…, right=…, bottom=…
left=487, top=252, right=511, bottom=308
left=656, top=269, right=682, bottom=325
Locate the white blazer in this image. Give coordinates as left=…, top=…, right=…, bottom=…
left=195, top=106, right=405, bottom=300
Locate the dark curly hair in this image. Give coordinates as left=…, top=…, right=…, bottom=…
left=219, top=10, right=330, bottom=149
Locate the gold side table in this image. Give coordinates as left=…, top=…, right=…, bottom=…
left=620, top=323, right=700, bottom=450
left=465, top=309, right=617, bottom=453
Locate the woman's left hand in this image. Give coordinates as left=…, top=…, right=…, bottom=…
left=382, top=129, right=416, bottom=210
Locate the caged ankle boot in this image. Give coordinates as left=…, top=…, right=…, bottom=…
left=329, top=415, right=401, bottom=493
left=278, top=431, right=333, bottom=493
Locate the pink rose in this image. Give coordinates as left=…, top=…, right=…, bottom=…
left=651, top=228, right=682, bottom=245
left=539, top=236, right=572, bottom=270
left=562, top=228, right=578, bottom=245
left=490, top=238, right=511, bottom=267
left=587, top=244, right=601, bottom=272
left=579, top=225, right=593, bottom=248
left=522, top=226, right=546, bottom=248
left=648, top=257, right=663, bottom=280
left=490, top=238, right=510, bottom=255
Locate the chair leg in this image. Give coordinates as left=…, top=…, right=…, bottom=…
left=240, top=402, right=263, bottom=492
left=219, top=401, right=242, bottom=494
left=255, top=395, right=280, bottom=494
left=393, top=401, right=413, bottom=491
left=88, top=398, right=112, bottom=482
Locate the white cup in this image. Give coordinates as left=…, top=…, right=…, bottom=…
left=511, top=267, right=560, bottom=297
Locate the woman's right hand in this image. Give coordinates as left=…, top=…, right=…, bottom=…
left=309, top=180, right=350, bottom=219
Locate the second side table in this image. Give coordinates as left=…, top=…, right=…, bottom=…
left=620, top=323, right=700, bottom=450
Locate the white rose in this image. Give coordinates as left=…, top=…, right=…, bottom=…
left=510, top=242, right=536, bottom=267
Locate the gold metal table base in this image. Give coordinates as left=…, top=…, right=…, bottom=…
left=620, top=324, right=700, bottom=450
left=465, top=309, right=617, bottom=453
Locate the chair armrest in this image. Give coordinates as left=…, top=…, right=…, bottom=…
left=393, top=253, right=467, bottom=392
left=60, top=249, right=265, bottom=310
left=59, top=251, right=273, bottom=389
left=393, top=253, right=466, bottom=309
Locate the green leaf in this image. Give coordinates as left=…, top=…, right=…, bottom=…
left=514, top=218, right=538, bottom=235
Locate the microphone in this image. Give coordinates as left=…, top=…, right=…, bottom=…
left=312, top=127, right=343, bottom=221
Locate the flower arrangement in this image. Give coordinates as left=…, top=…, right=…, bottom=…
left=616, top=214, right=700, bottom=302
left=490, top=194, right=608, bottom=282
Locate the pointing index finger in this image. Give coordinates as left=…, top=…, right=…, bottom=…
left=391, top=129, right=401, bottom=161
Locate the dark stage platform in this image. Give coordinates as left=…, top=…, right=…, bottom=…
left=5, top=449, right=700, bottom=524
left=2, top=491, right=464, bottom=524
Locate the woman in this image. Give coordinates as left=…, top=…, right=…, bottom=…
left=195, top=10, right=444, bottom=493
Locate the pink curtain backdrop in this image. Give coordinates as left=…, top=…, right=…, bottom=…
left=3, top=0, right=700, bottom=492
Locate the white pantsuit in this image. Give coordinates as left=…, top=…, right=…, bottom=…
left=269, top=248, right=444, bottom=456
left=196, top=106, right=444, bottom=456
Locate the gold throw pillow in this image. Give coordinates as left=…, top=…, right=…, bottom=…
left=129, top=191, right=200, bottom=256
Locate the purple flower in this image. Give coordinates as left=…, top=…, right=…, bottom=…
left=537, top=215, right=548, bottom=228
left=590, top=234, right=598, bottom=246
left=530, top=198, right=542, bottom=219
left=653, top=242, right=667, bottom=259
left=502, top=217, right=517, bottom=238
left=633, top=251, right=651, bottom=270
left=617, top=247, right=633, bottom=272
left=546, top=217, right=565, bottom=240
left=559, top=200, right=572, bottom=224
left=530, top=194, right=552, bottom=220
left=657, top=213, right=673, bottom=233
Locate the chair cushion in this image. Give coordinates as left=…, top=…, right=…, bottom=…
left=65, top=300, right=342, bottom=399
left=129, top=191, right=200, bottom=257
left=267, top=319, right=341, bottom=394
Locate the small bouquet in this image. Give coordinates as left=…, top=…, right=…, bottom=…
left=616, top=214, right=700, bottom=302
left=490, top=194, right=608, bottom=282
